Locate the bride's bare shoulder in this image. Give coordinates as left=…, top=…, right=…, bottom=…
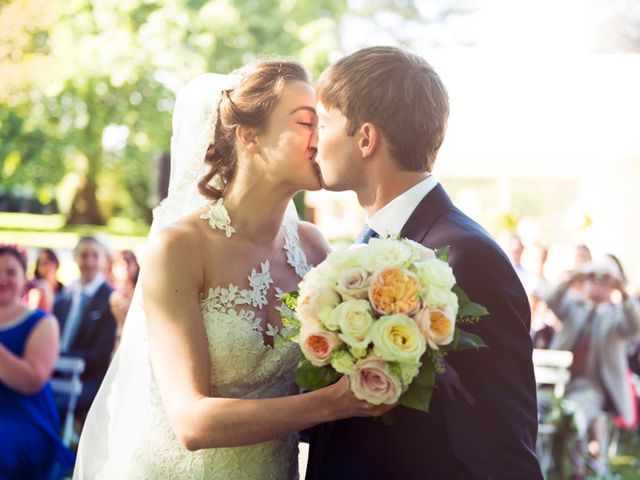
left=146, top=211, right=209, bottom=261
left=296, top=221, right=331, bottom=266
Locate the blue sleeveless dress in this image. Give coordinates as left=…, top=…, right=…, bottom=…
left=0, top=309, right=75, bottom=479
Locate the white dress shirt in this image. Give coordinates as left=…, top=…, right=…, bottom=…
left=367, top=175, right=438, bottom=237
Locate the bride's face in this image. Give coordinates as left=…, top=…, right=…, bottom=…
left=254, top=80, right=320, bottom=191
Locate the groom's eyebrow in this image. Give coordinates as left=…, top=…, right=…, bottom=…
left=289, top=106, right=317, bottom=115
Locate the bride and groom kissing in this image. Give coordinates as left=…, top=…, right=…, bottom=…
left=74, top=46, right=543, bottom=479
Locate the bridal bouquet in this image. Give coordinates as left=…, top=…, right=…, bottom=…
left=279, top=238, right=488, bottom=413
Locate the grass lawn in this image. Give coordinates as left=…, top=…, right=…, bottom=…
left=0, top=212, right=149, bottom=283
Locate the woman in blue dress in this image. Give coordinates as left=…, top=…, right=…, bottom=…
left=0, top=244, right=75, bottom=479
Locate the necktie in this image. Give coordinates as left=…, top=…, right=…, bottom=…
left=355, top=224, right=379, bottom=244
left=60, top=291, right=89, bottom=352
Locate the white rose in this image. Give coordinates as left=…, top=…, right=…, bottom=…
left=423, top=286, right=459, bottom=317
left=332, top=300, right=374, bottom=348
left=370, top=314, right=426, bottom=365
left=336, top=267, right=371, bottom=299
left=297, top=284, right=341, bottom=329
left=358, top=238, right=412, bottom=271
left=415, top=258, right=456, bottom=290
left=403, top=239, right=436, bottom=262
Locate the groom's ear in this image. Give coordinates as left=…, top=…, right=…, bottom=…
left=358, top=122, right=379, bottom=159
left=236, top=125, right=259, bottom=154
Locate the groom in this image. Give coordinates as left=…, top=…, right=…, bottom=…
left=306, top=47, right=542, bottom=479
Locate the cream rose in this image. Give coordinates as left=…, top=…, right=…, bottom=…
left=358, top=238, right=412, bottom=271
left=336, top=267, right=372, bottom=299
left=370, top=314, right=426, bottom=364
left=330, top=349, right=357, bottom=375
left=415, top=307, right=456, bottom=349
left=350, top=346, right=368, bottom=359
left=403, top=239, right=436, bottom=262
left=332, top=300, right=374, bottom=348
left=297, top=284, right=341, bottom=329
left=350, top=356, right=402, bottom=405
left=423, top=286, right=459, bottom=316
left=299, top=329, right=343, bottom=366
left=415, top=258, right=456, bottom=290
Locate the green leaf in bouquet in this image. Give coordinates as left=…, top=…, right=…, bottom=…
left=399, top=382, right=434, bottom=413
left=295, top=357, right=341, bottom=391
left=426, top=349, right=446, bottom=374
left=449, top=328, right=487, bottom=351
left=397, top=356, right=436, bottom=413
left=452, top=284, right=489, bottom=324
left=434, top=245, right=450, bottom=262
left=414, top=358, right=437, bottom=388
left=381, top=408, right=402, bottom=426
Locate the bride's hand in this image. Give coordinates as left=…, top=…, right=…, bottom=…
left=327, top=376, right=396, bottom=420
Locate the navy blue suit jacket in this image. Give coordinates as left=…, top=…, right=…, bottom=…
left=306, top=184, right=542, bottom=480
left=53, top=281, right=116, bottom=413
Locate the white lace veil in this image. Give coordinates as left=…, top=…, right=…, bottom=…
left=74, top=72, right=301, bottom=479
left=74, top=73, right=240, bottom=479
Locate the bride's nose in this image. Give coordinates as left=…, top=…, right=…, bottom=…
left=307, top=126, right=318, bottom=156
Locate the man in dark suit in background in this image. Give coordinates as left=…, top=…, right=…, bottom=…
left=307, top=46, right=542, bottom=479
left=54, top=236, right=116, bottom=417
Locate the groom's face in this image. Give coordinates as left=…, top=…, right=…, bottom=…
left=315, top=102, right=361, bottom=192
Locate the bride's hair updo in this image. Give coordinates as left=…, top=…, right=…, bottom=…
left=198, top=59, right=311, bottom=200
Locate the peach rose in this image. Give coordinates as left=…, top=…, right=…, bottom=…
left=299, top=329, right=343, bottom=366
left=368, top=268, right=421, bottom=315
left=350, top=356, right=402, bottom=405
left=415, top=307, right=456, bottom=349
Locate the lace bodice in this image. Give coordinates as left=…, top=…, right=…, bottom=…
left=120, top=217, right=311, bottom=480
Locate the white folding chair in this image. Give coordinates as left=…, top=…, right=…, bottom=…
left=532, top=348, right=573, bottom=479
left=51, top=355, right=85, bottom=447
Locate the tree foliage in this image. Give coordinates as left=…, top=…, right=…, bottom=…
left=0, top=0, right=348, bottom=224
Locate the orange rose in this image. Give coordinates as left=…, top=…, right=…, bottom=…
left=368, top=268, right=421, bottom=315
left=299, top=329, right=343, bottom=366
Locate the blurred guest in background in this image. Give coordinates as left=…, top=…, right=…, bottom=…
left=545, top=256, right=640, bottom=479
left=0, top=244, right=75, bottom=478
left=574, top=243, right=592, bottom=268
left=508, top=234, right=537, bottom=296
left=53, top=236, right=116, bottom=419
left=27, top=248, right=65, bottom=312
left=108, top=249, right=139, bottom=352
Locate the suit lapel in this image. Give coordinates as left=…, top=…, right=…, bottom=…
left=56, top=293, right=73, bottom=331
left=73, top=282, right=108, bottom=346
left=399, top=183, right=453, bottom=243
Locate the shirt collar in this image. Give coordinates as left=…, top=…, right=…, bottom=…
left=368, top=175, right=438, bottom=238
left=73, top=272, right=105, bottom=298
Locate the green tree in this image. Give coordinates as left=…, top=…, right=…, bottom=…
left=1, top=0, right=448, bottom=225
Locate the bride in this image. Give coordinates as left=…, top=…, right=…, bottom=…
left=74, top=59, right=391, bottom=479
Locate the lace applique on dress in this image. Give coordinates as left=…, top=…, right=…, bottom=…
left=282, top=217, right=311, bottom=278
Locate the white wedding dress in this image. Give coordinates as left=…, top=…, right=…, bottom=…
left=104, top=218, right=311, bottom=480
left=75, top=73, right=312, bottom=480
